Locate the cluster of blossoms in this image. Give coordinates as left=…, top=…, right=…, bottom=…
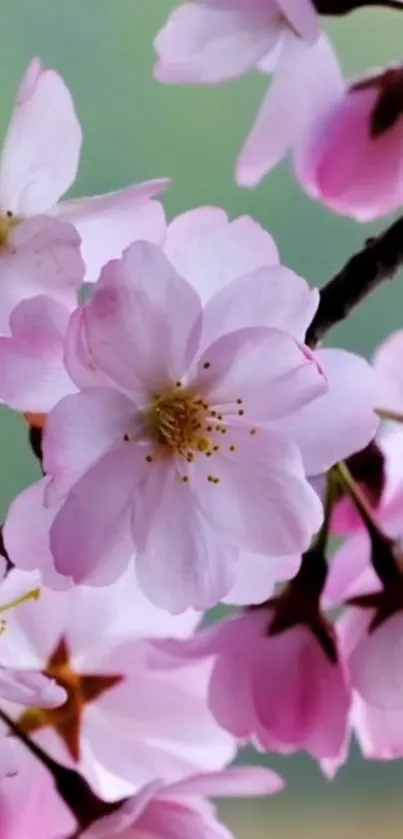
left=2, top=1, right=403, bottom=836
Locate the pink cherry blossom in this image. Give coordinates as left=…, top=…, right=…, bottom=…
left=154, top=0, right=319, bottom=85
left=158, top=608, right=351, bottom=764
left=0, top=57, right=168, bottom=291
left=295, top=64, right=403, bottom=221
left=83, top=766, right=284, bottom=839
left=14, top=238, right=328, bottom=612
left=0, top=567, right=234, bottom=801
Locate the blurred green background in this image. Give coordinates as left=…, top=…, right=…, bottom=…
left=1, top=1, right=403, bottom=836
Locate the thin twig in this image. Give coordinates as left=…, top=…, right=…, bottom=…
left=306, top=215, right=403, bottom=348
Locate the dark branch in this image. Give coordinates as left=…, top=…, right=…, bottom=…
left=315, top=0, right=403, bottom=15
left=306, top=215, right=403, bottom=348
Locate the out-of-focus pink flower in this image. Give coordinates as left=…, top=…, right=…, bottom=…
left=295, top=65, right=403, bottom=221
left=83, top=766, right=285, bottom=839
left=0, top=567, right=234, bottom=801
left=16, top=239, right=328, bottom=612
left=0, top=58, right=168, bottom=288
left=158, top=608, right=351, bottom=764
left=153, top=0, right=319, bottom=86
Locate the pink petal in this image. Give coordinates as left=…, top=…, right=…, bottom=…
left=55, top=180, right=169, bottom=284
left=0, top=216, right=84, bottom=335
left=0, top=60, right=81, bottom=215
left=254, top=626, right=350, bottom=759
left=3, top=478, right=72, bottom=589
left=223, top=551, right=300, bottom=605
left=49, top=445, right=140, bottom=584
left=166, top=765, right=284, bottom=798
left=238, top=34, right=343, bottom=186
left=349, top=613, right=403, bottom=710
left=135, top=797, right=231, bottom=839
left=201, top=264, right=318, bottom=348
left=83, top=241, right=202, bottom=396
left=64, top=306, right=113, bottom=390
left=192, top=427, right=323, bottom=555
left=276, top=0, right=319, bottom=42
left=353, top=693, right=403, bottom=760
left=135, top=461, right=237, bottom=612
left=270, top=348, right=378, bottom=475
left=43, top=387, right=136, bottom=491
left=165, top=207, right=278, bottom=304
left=0, top=295, right=75, bottom=412
left=324, top=532, right=378, bottom=608
left=373, top=330, right=403, bottom=415
left=154, top=2, right=281, bottom=84
left=0, top=667, right=66, bottom=707
left=194, top=327, right=326, bottom=421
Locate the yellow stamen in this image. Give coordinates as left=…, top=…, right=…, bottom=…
left=0, top=587, right=41, bottom=616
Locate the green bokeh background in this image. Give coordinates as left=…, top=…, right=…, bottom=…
left=2, top=2, right=403, bottom=836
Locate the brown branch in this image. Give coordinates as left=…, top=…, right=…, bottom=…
left=306, top=215, right=403, bottom=348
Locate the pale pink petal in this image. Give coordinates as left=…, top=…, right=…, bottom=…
left=83, top=241, right=202, bottom=396
left=201, top=265, right=319, bottom=348
left=3, top=478, right=72, bottom=589
left=373, top=330, right=403, bottom=415
left=277, top=0, right=319, bottom=41
left=194, top=327, right=326, bottom=421
left=192, top=427, right=323, bottom=555
left=223, top=551, right=300, bottom=605
left=0, top=667, right=66, bottom=707
left=238, top=34, right=344, bottom=186
left=55, top=181, right=168, bottom=284
left=64, top=306, right=113, bottom=390
left=135, top=797, right=231, bottom=839
left=154, top=3, right=281, bottom=84
left=353, top=693, right=403, bottom=760
left=0, top=216, right=84, bottom=335
left=0, top=296, right=75, bottom=412
left=164, top=207, right=278, bottom=303
left=270, top=349, right=378, bottom=475
left=349, top=613, right=403, bottom=710
left=135, top=461, right=237, bottom=612
left=43, top=387, right=135, bottom=489
left=166, top=765, right=285, bottom=798
left=50, top=445, right=140, bottom=584
left=0, top=61, right=81, bottom=215
left=324, top=532, right=378, bottom=608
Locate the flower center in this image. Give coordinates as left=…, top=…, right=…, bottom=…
left=18, top=637, right=123, bottom=761
left=143, top=385, right=212, bottom=457
left=0, top=211, right=18, bottom=250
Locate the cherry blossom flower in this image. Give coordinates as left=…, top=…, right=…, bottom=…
left=82, top=766, right=285, bottom=839
left=0, top=57, right=167, bottom=292
left=295, top=64, right=403, bottom=221
left=0, top=567, right=234, bottom=801
left=155, top=606, right=351, bottom=765
left=8, top=238, right=330, bottom=611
